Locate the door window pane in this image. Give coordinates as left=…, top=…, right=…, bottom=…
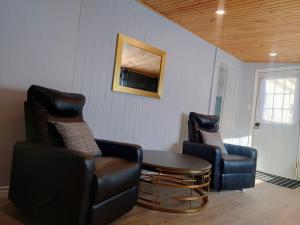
left=285, top=79, right=296, bottom=94
left=282, top=110, right=293, bottom=124
left=264, top=94, right=273, bottom=108
left=261, top=77, right=297, bottom=124
left=265, top=80, right=275, bottom=93
left=274, top=79, right=285, bottom=94
left=263, top=109, right=272, bottom=122
left=273, top=94, right=284, bottom=108
left=283, top=94, right=295, bottom=109
left=272, top=109, right=283, bottom=123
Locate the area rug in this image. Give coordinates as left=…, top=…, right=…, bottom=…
left=256, top=171, right=300, bottom=189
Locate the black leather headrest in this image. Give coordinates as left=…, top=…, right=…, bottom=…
left=189, top=112, right=219, bottom=132
left=27, top=85, right=85, bottom=117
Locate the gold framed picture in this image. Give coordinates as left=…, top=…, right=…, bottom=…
left=112, top=33, right=166, bottom=98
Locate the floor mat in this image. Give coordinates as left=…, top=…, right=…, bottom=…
left=256, top=171, right=300, bottom=189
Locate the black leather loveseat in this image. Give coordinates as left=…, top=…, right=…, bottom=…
left=183, top=112, right=257, bottom=191
left=9, top=85, right=143, bottom=225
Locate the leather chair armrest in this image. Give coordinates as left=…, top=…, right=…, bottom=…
left=224, top=143, right=257, bottom=188
left=9, top=141, right=95, bottom=225
left=224, top=143, right=257, bottom=160
left=182, top=141, right=222, bottom=190
left=95, top=139, right=143, bottom=164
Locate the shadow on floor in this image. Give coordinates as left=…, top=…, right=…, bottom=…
left=0, top=196, right=28, bottom=225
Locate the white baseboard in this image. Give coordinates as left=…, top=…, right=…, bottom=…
left=0, top=186, right=9, bottom=191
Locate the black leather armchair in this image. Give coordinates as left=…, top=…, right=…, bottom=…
left=183, top=112, right=257, bottom=191
left=9, top=85, right=143, bottom=225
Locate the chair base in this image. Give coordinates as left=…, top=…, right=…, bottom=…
left=88, top=187, right=138, bottom=225
left=220, top=173, right=254, bottom=191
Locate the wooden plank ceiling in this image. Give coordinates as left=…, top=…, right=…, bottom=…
left=139, top=0, right=300, bottom=63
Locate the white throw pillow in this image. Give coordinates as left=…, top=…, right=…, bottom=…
left=199, top=130, right=228, bottom=154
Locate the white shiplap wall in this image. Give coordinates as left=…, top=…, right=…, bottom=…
left=0, top=0, right=82, bottom=187
left=0, top=0, right=244, bottom=186
left=72, top=0, right=217, bottom=151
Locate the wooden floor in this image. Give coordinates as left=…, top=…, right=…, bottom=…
left=1, top=181, right=300, bottom=225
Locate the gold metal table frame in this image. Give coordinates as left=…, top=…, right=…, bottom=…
left=138, top=167, right=211, bottom=214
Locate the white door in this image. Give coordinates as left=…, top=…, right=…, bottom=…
left=212, top=63, right=239, bottom=143
left=252, top=69, right=300, bottom=179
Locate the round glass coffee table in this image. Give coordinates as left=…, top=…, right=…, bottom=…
left=138, top=150, right=211, bottom=214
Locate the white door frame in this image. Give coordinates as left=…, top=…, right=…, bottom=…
left=209, top=60, right=226, bottom=115
left=218, top=63, right=228, bottom=130
left=250, top=66, right=300, bottom=178
left=209, top=60, right=240, bottom=140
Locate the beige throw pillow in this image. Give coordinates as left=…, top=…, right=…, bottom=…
left=54, top=121, right=101, bottom=156
left=199, top=130, right=228, bottom=154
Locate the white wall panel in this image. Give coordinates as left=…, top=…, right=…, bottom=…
left=0, top=0, right=82, bottom=186
left=0, top=0, right=243, bottom=186
left=72, top=0, right=216, bottom=152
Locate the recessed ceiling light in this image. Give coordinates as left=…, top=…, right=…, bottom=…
left=269, top=52, right=278, bottom=56
left=216, top=9, right=226, bottom=15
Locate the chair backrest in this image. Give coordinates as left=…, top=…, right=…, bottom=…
left=25, top=85, right=86, bottom=146
left=188, top=112, right=220, bottom=143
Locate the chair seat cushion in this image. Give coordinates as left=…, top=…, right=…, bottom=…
left=221, top=154, right=255, bottom=174
left=92, top=157, right=140, bottom=204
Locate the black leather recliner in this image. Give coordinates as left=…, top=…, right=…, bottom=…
left=183, top=112, right=257, bottom=191
left=9, top=85, right=143, bottom=225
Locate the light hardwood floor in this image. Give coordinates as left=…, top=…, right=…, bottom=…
left=1, top=181, right=300, bottom=225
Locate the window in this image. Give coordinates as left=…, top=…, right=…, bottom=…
left=261, top=78, right=296, bottom=124
left=214, top=65, right=227, bottom=116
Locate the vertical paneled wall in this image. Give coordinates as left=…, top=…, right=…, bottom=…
left=0, top=0, right=245, bottom=186
left=72, top=0, right=217, bottom=151
left=0, top=0, right=82, bottom=186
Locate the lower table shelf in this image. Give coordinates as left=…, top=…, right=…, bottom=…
left=138, top=169, right=211, bottom=214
